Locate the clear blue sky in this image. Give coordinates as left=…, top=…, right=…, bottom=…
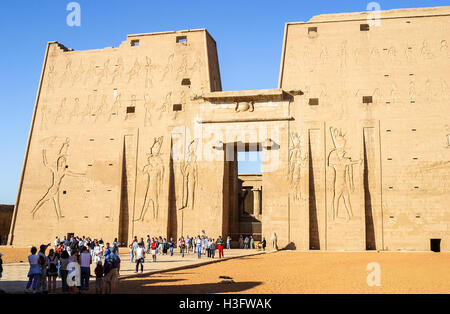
left=0, top=0, right=447, bottom=204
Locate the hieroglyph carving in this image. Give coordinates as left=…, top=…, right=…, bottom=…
left=328, top=128, right=360, bottom=221
left=135, top=137, right=165, bottom=221
left=288, top=133, right=308, bottom=201
left=31, top=139, right=86, bottom=220
left=179, top=139, right=198, bottom=211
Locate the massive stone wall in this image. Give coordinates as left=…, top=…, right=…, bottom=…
left=8, top=6, right=450, bottom=251
left=279, top=6, right=450, bottom=251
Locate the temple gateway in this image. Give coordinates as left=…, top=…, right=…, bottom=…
left=8, top=6, right=450, bottom=251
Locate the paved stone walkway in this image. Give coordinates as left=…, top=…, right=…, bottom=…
left=0, top=249, right=265, bottom=293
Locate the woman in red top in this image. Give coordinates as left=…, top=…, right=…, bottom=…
left=180, top=237, right=186, bottom=258
left=150, top=239, right=157, bottom=262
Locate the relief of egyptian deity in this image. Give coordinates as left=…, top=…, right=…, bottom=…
left=96, top=59, right=110, bottom=85
left=46, top=64, right=56, bottom=92
left=69, top=97, right=80, bottom=123
left=127, top=58, right=141, bottom=84
left=84, top=60, right=96, bottom=86
left=71, top=58, right=84, bottom=87
left=54, top=97, right=66, bottom=124
left=179, top=139, right=198, bottom=211
left=135, top=137, right=164, bottom=221
left=143, top=94, right=152, bottom=126
left=328, top=128, right=360, bottom=221
left=288, top=133, right=308, bottom=201
left=110, top=57, right=124, bottom=85
left=59, top=56, right=73, bottom=87
left=158, top=92, right=172, bottom=119
left=31, top=139, right=86, bottom=220
left=420, top=40, right=434, bottom=60
left=110, top=92, right=121, bottom=119
left=161, top=54, right=174, bottom=81
left=144, top=56, right=154, bottom=89
left=39, top=98, right=51, bottom=130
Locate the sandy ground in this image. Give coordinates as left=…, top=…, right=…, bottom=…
left=115, top=251, right=450, bottom=294
left=0, top=246, right=129, bottom=264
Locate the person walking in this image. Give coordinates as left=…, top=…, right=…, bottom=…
left=93, top=240, right=102, bottom=263
left=150, top=238, right=157, bottom=262
left=47, top=249, right=59, bottom=293
left=135, top=242, right=145, bottom=273
left=25, top=247, right=41, bottom=294
left=169, top=238, right=175, bottom=256
left=146, top=235, right=151, bottom=254
left=80, top=246, right=92, bottom=292
left=94, top=261, right=104, bottom=294
left=59, top=250, right=70, bottom=294
left=180, top=237, right=186, bottom=258
left=207, top=238, right=212, bottom=257
left=36, top=244, right=48, bottom=293
left=262, top=237, right=267, bottom=251
left=103, top=248, right=120, bottom=294
left=239, top=235, right=244, bottom=249
left=210, top=239, right=216, bottom=258
left=195, top=236, right=202, bottom=259
left=217, top=236, right=224, bottom=258
left=226, top=236, right=231, bottom=249
left=250, top=236, right=254, bottom=249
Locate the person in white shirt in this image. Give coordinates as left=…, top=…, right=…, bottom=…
left=79, top=246, right=92, bottom=292
left=135, top=242, right=145, bottom=273
left=93, top=241, right=102, bottom=263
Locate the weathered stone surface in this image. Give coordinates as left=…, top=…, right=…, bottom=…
left=8, top=6, right=450, bottom=251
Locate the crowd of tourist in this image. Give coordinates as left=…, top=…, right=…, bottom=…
left=0, top=233, right=267, bottom=294
left=23, top=236, right=121, bottom=294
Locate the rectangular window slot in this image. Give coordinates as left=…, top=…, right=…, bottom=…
left=386, top=129, right=392, bottom=132
left=107, top=190, right=112, bottom=192
left=181, top=78, right=191, bottom=86
left=384, top=74, right=390, bottom=77
left=86, top=190, right=91, bottom=192
left=413, top=158, right=418, bottom=160
left=411, top=101, right=415, bottom=103
left=173, top=104, right=183, bottom=111
left=412, top=129, right=417, bottom=131
left=387, top=158, right=392, bottom=161
left=91, top=114, right=96, bottom=116
left=131, top=39, right=140, bottom=47
left=63, top=191, right=67, bottom=194
left=416, top=216, right=421, bottom=218
left=308, top=27, right=318, bottom=34
left=363, top=96, right=373, bottom=104
left=65, top=165, right=69, bottom=169
left=406, top=21, right=411, bottom=24
left=111, top=113, right=116, bottom=115
left=383, top=48, right=388, bottom=51
left=409, top=73, right=414, bottom=76
left=108, top=164, right=113, bottom=166
left=414, top=186, right=419, bottom=189
left=360, top=24, right=370, bottom=31
left=309, top=98, right=319, bottom=106
left=84, top=216, right=89, bottom=218
left=176, top=36, right=187, bottom=44
left=105, top=216, right=110, bottom=218
left=88, top=164, right=93, bottom=167
left=110, top=138, right=115, bottom=141
left=126, top=106, right=135, bottom=114
left=408, top=47, right=412, bottom=50
left=386, top=101, right=391, bottom=104
left=388, top=186, right=393, bottom=189
left=89, top=139, right=94, bottom=141
left=390, top=216, right=394, bottom=219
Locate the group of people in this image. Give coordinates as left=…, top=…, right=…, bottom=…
left=127, top=234, right=231, bottom=272
left=24, top=235, right=121, bottom=294
left=7, top=232, right=270, bottom=294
